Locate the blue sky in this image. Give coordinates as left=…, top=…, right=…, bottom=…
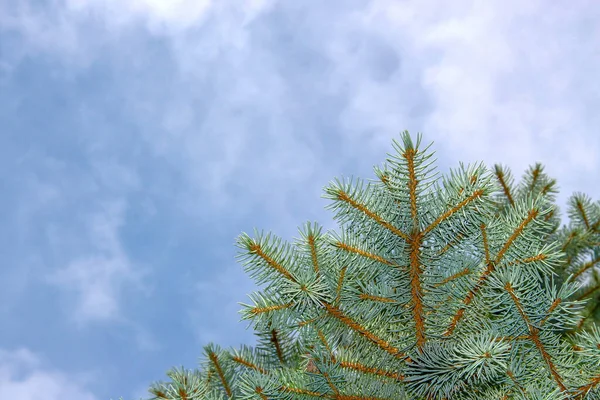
left=1, top=1, right=599, bottom=399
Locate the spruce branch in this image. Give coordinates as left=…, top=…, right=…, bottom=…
left=126, top=131, right=600, bottom=400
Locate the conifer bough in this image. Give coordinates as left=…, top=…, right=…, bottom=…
left=132, top=132, right=600, bottom=400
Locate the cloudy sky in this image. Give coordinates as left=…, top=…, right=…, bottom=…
left=1, top=1, right=599, bottom=399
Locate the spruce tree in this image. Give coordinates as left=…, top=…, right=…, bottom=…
left=490, top=164, right=600, bottom=331
left=124, top=132, right=600, bottom=400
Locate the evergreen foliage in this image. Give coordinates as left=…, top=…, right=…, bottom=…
left=491, top=163, right=600, bottom=331
left=121, top=132, right=600, bottom=400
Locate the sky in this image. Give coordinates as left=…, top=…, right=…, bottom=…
left=1, top=1, right=599, bottom=399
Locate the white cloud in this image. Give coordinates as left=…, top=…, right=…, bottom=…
left=46, top=201, right=148, bottom=326
left=65, top=0, right=212, bottom=33
left=425, top=3, right=595, bottom=167
left=0, top=0, right=274, bottom=70
left=4, top=0, right=598, bottom=200
left=0, top=0, right=91, bottom=67
left=0, top=348, right=97, bottom=400
left=65, top=0, right=275, bottom=35
left=322, top=0, right=600, bottom=216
